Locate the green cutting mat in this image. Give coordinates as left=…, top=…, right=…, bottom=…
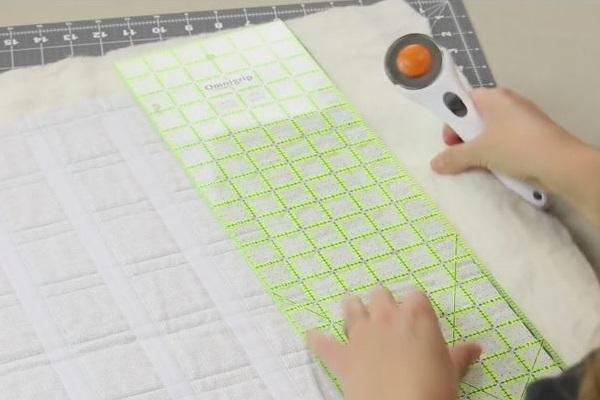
left=116, top=20, right=563, bottom=399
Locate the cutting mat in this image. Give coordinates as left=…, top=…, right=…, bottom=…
left=0, top=0, right=494, bottom=88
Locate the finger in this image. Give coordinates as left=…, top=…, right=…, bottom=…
left=449, top=342, right=482, bottom=378
left=442, top=124, right=463, bottom=146
left=400, top=291, right=440, bottom=333
left=369, top=286, right=398, bottom=321
left=430, top=137, right=486, bottom=175
left=343, top=296, right=368, bottom=338
left=306, top=329, right=348, bottom=378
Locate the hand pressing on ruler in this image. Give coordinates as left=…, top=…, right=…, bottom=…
left=431, top=88, right=600, bottom=227
left=306, top=288, right=481, bottom=400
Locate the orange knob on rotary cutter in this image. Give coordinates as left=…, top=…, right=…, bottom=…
left=384, top=33, right=548, bottom=209
left=395, top=44, right=432, bottom=78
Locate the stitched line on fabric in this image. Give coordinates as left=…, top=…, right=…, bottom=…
left=103, top=106, right=306, bottom=400
left=0, top=223, right=98, bottom=400
left=25, top=130, right=198, bottom=400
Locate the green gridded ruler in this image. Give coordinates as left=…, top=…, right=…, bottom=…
left=116, top=21, right=562, bottom=399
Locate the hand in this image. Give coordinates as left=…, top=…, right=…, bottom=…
left=431, top=87, right=600, bottom=227
left=306, top=288, right=481, bottom=400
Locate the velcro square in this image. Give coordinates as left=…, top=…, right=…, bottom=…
left=323, top=148, right=359, bottom=171
left=239, top=86, right=274, bottom=107
left=193, top=119, right=228, bottom=140
left=297, top=71, right=331, bottom=92
left=270, top=80, right=303, bottom=100
left=210, top=94, right=245, bottom=115
left=310, top=88, right=344, bottom=109
left=169, top=85, right=202, bottom=105
left=294, top=159, right=329, bottom=181
left=293, top=205, right=329, bottom=228
left=309, top=132, right=343, bottom=153
left=401, top=197, right=433, bottom=220
left=186, top=61, right=219, bottom=80
left=339, top=267, right=375, bottom=290
left=247, top=241, right=281, bottom=266
left=245, top=193, right=284, bottom=217
left=384, top=226, right=420, bottom=249
left=157, top=68, right=191, bottom=88
left=321, top=243, right=359, bottom=268
left=276, top=232, right=312, bottom=257
left=181, top=102, right=215, bottom=123
left=264, top=165, right=299, bottom=188
left=337, top=168, right=373, bottom=190
left=252, top=103, right=286, bottom=125
left=353, top=235, right=391, bottom=259
left=295, top=113, right=328, bottom=134
left=214, top=53, right=248, bottom=73
left=353, top=186, right=389, bottom=210
left=255, top=62, right=289, bottom=82
left=221, top=156, right=255, bottom=177
left=266, top=121, right=300, bottom=142
left=222, top=111, right=258, bottom=131
left=323, top=195, right=359, bottom=219
left=263, top=213, right=297, bottom=237
left=340, top=124, right=372, bottom=144
left=306, top=175, right=343, bottom=199
left=250, top=147, right=285, bottom=169
left=369, top=256, right=406, bottom=280
left=337, top=215, right=375, bottom=239
left=307, top=223, right=344, bottom=248
left=306, top=276, right=343, bottom=299
left=281, top=96, right=316, bottom=117
left=326, top=106, right=358, bottom=126
left=237, top=128, right=271, bottom=150
left=258, top=264, right=294, bottom=286
left=401, top=245, right=437, bottom=270
left=232, top=174, right=268, bottom=197
left=290, top=253, right=325, bottom=277
left=280, top=138, right=315, bottom=161
left=205, top=136, right=241, bottom=159
left=277, top=184, right=314, bottom=207
left=368, top=205, right=406, bottom=229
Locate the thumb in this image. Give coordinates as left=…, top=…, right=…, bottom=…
left=306, top=329, right=348, bottom=378
left=449, top=342, right=482, bottom=378
left=431, top=139, right=486, bottom=175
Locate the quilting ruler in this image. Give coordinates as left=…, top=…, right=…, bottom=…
left=0, top=0, right=494, bottom=88
left=116, top=20, right=561, bottom=399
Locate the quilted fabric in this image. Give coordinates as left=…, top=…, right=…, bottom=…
left=0, top=1, right=598, bottom=399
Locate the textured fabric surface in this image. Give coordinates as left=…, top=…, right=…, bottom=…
left=0, top=1, right=598, bottom=399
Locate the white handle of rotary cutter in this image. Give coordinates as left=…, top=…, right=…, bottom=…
left=400, top=49, right=548, bottom=209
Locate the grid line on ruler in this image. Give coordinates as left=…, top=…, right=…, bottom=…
left=0, top=0, right=494, bottom=88
left=116, top=20, right=560, bottom=399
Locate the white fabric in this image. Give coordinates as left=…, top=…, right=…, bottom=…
left=0, top=1, right=598, bottom=399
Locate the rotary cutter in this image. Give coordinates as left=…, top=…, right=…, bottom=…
left=384, top=34, right=548, bottom=209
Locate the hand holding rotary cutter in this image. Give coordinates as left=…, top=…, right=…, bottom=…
left=384, top=34, right=548, bottom=209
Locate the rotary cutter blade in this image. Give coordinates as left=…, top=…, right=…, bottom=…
left=384, top=33, right=548, bottom=209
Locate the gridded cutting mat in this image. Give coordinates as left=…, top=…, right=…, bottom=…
left=0, top=0, right=494, bottom=89
left=116, top=20, right=562, bottom=399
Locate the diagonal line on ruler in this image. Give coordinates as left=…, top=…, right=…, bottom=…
left=462, top=381, right=503, bottom=400
left=519, top=343, right=544, bottom=400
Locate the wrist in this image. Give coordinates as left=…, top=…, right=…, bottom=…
left=548, top=141, right=600, bottom=227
